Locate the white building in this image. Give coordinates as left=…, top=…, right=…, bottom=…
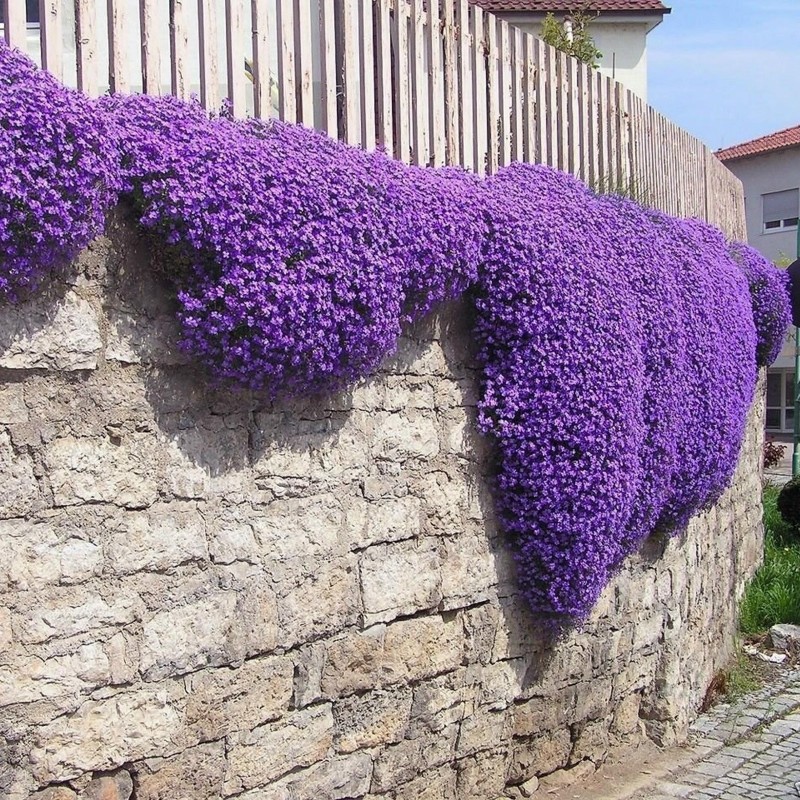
left=473, top=0, right=671, bottom=101
left=717, top=126, right=800, bottom=435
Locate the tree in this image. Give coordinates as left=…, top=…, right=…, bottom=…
left=540, top=11, right=602, bottom=68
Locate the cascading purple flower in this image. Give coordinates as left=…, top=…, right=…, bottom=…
left=1, top=46, right=792, bottom=620
left=0, top=41, right=118, bottom=301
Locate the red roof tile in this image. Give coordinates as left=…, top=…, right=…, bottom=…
left=473, top=0, right=669, bottom=12
left=716, top=125, right=800, bottom=163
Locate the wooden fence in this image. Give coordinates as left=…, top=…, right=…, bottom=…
left=3, top=0, right=745, bottom=239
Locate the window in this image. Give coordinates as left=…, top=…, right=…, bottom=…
left=0, top=1, right=40, bottom=24
left=767, top=369, right=796, bottom=432
left=763, top=189, right=799, bottom=232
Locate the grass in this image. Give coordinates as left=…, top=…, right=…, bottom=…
left=739, top=484, right=800, bottom=634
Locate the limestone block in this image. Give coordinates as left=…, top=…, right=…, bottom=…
left=105, top=310, right=187, bottom=366
left=372, top=412, right=440, bottom=462
left=135, top=742, right=226, bottom=800
left=509, top=729, right=572, bottom=783
left=333, top=686, right=412, bottom=752
left=0, top=431, right=37, bottom=519
left=140, top=590, right=249, bottom=680
left=105, top=508, right=208, bottom=575
left=611, top=692, right=642, bottom=736
left=184, top=656, right=293, bottom=740
left=512, top=695, right=570, bottom=739
left=1, top=520, right=101, bottom=591
left=382, top=614, right=464, bottom=685
left=392, top=765, right=458, bottom=800
left=345, top=496, right=422, bottom=550
left=0, top=384, right=27, bottom=424
left=0, top=608, right=11, bottom=651
left=440, top=534, right=497, bottom=610
left=29, top=689, right=183, bottom=783
left=251, top=495, right=345, bottom=561
left=456, top=706, right=508, bottom=755
left=537, top=760, right=595, bottom=790
left=0, top=293, right=100, bottom=371
left=371, top=726, right=459, bottom=792
left=419, top=473, right=470, bottom=536
left=456, top=751, right=508, bottom=800
left=770, top=623, right=800, bottom=651
left=321, top=625, right=386, bottom=698
left=292, top=643, right=325, bottom=709
left=18, top=590, right=142, bottom=645
left=409, top=669, right=470, bottom=735
left=570, top=719, right=609, bottom=765
left=0, top=642, right=110, bottom=706
left=471, top=659, right=527, bottom=711
left=277, top=557, right=359, bottom=648
left=360, top=539, right=442, bottom=625
left=28, top=789, right=77, bottom=800
left=278, top=753, right=372, bottom=800
left=223, top=705, right=334, bottom=794
left=45, top=435, right=160, bottom=509
left=208, top=509, right=258, bottom=565
left=81, top=770, right=133, bottom=800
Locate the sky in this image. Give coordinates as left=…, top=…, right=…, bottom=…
left=647, top=0, right=800, bottom=151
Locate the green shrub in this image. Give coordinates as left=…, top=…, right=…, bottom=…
left=740, top=485, right=800, bottom=633
left=777, top=477, right=800, bottom=536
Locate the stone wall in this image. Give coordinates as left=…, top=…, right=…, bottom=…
left=0, top=213, right=765, bottom=800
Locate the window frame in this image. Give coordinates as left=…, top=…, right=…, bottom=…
left=762, top=188, right=800, bottom=235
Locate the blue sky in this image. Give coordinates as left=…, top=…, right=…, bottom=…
left=647, top=0, right=800, bottom=150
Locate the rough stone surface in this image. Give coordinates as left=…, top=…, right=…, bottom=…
left=0, top=216, right=766, bottom=800
left=770, top=623, right=800, bottom=651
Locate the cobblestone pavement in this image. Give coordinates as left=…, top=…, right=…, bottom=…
left=633, top=668, right=800, bottom=800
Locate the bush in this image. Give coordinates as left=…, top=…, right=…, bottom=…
left=0, top=41, right=118, bottom=301
left=764, top=439, right=786, bottom=470
left=740, top=485, right=800, bottom=633
left=777, top=476, right=800, bottom=534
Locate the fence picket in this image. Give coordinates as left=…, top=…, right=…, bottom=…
left=511, top=26, right=523, bottom=163
left=410, top=0, right=429, bottom=165
left=394, top=0, right=411, bottom=162
left=428, top=0, right=446, bottom=166
left=319, top=0, right=337, bottom=137
left=226, top=0, right=248, bottom=117
left=107, top=0, right=128, bottom=92
left=296, top=0, right=315, bottom=127
left=375, top=0, right=393, bottom=151
left=341, top=0, right=360, bottom=145
left=198, top=0, right=220, bottom=111
left=75, top=0, right=98, bottom=95
left=485, top=13, right=498, bottom=174
left=442, top=0, right=458, bottom=165
left=140, top=0, right=162, bottom=95
left=3, top=0, right=25, bottom=47
left=497, top=19, right=511, bottom=167
left=276, top=0, right=297, bottom=124
left=169, top=0, right=190, bottom=99
left=40, top=0, right=63, bottom=80
left=458, top=0, right=474, bottom=171
left=360, top=0, right=377, bottom=148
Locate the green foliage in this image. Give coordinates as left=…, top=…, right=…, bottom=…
left=777, top=476, right=800, bottom=536
left=541, top=11, right=603, bottom=68
left=739, top=484, right=800, bottom=633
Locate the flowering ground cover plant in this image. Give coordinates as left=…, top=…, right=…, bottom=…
left=0, top=42, right=791, bottom=620
left=0, top=42, right=118, bottom=301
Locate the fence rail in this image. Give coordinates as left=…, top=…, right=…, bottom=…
left=3, top=0, right=745, bottom=239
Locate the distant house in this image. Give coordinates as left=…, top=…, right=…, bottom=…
left=473, top=0, right=671, bottom=101
left=718, top=125, right=800, bottom=435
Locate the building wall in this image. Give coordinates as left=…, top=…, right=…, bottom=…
left=725, top=148, right=800, bottom=265
left=724, top=148, right=800, bottom=432
left=496, top=19, right=651, bottom=100
left=0, top=213, right=766, bottom=800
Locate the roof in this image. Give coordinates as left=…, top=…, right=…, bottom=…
left=473, top=1, right=669, bottom=13
left=716, top=125, right=800, bottom=163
